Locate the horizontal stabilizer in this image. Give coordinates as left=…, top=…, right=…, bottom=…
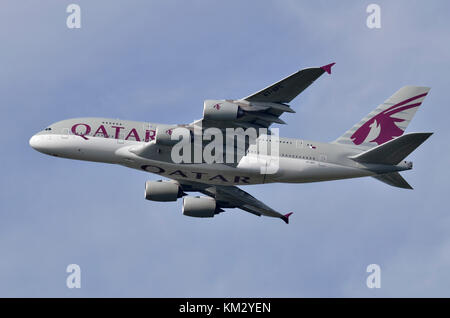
left=372, top=172, right=413, bottom=189
left=350, top=132, right=432, bottom=165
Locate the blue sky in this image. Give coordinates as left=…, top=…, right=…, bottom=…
left=1, top=0, right=449, bottom=297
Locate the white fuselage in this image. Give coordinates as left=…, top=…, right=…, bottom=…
left=29, top=117, right=406, bottom=186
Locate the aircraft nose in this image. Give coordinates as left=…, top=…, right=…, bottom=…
left=29, top=135, right=42, bottom=151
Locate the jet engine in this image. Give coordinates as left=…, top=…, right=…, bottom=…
left=154, top=125, right=190, bottom=146
left=182, top=196, right=219, bottom=218
left=203, top=100, right=244, bottom=121
left=145, top=180, right=184, bottom=202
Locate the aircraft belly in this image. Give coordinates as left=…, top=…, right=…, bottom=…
left=124, top=154, right=372, bottom=186
left=121, top=157, right=264, bottom=186
left=56, top=139, right=372, bottom=185
left=265, top=158, right=373, bottom=183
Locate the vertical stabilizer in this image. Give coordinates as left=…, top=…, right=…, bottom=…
left=334, top=86, right=430, bottom=149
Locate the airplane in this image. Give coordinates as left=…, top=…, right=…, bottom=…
left=29, top=63, right=432, bottom=224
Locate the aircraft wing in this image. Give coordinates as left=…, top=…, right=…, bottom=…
left=130, top=64, right=335, bottom=165
left=242, top=63, right=335, bottom=103
left=178, top=180, right=293, bottom=223
left=190, top=63, right=335, bottom=131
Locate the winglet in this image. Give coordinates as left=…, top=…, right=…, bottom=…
left=282, top=212, right=293, bottom=224
left=320, top=62, right=335, bottom=75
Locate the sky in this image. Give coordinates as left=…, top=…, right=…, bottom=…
left=0, top=0, right=449, bottom=297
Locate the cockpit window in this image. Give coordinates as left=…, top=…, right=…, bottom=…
left=44, top=127, right=52, bottom=131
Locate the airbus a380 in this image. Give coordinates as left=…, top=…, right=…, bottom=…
left=29, top=63, right=432, bottom=224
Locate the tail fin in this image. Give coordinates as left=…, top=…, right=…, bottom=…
left=349, top=132, right=432, bottom=165
left=372, top=172, right=413, bottom=189
left=334, top=86, right=430, bottom=149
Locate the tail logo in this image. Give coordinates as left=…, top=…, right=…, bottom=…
left=351, top=93, right=427, bottom=145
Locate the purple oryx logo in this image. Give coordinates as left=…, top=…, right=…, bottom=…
left=213, top=103, right=222, bottom=110
left=351, top=93, right=427, bottom=145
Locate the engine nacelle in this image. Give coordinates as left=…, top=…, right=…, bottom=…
left=203, top=100, right=244, bottom=121
left=182, top=196, right=217, bottom=218
left=145, top=180, right=183, bottom=202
